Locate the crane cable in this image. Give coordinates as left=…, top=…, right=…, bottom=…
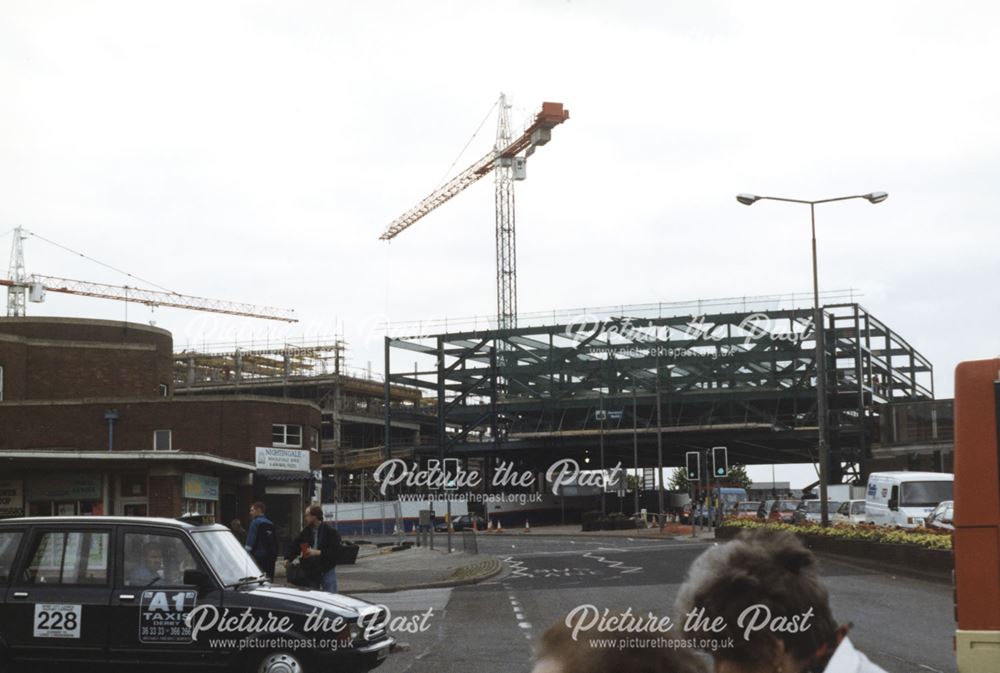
left=26, top=229, right=179, bottom=294
left=433, top=96, right=501, bottom=190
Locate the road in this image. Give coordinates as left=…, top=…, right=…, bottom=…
left=355, top=535, right=957, bottom=673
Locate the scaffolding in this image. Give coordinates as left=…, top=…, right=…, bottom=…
left=385, top=299, right=934, bottom=482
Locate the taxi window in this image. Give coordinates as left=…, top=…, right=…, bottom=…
left=24, top=531, right=110, bottom=585
left=123, top=532, right=200, bottom=587
left=0, top=531, right=23, bottom=583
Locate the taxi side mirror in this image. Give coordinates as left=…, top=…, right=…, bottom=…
left=183, top=569, right=213, bottom=593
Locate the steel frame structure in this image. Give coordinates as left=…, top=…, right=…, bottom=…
left=384, top=303, right=933, bottom=481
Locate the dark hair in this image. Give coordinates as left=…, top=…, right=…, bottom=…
left=251, top=502, right=266, bottom=513
left=674, top=529, right=837, bottom=667
left=535, top=614, right=705, bottom=673
left=306, top=504, right=323, bottom=520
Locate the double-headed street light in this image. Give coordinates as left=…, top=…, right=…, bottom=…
left=735, top=191, right=888, bottom=526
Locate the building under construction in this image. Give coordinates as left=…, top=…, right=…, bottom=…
left=173, top=340, right=437, bottom=501
left=383, top=295, right=948, bottom=492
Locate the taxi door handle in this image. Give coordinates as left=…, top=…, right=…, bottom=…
left=13, top=591, right=28, bottom=598
left=119, top=593, right=136, bottom=600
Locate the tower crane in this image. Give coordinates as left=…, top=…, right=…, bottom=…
left=3, top=226, right=297, bottom=322
left=379, top=94, right=569, bottom=330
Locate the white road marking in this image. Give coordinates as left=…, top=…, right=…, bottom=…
left=583, top=551, right=643, bottom=574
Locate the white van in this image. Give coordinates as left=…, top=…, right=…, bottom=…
left=865, top=471, right=953, bottom=528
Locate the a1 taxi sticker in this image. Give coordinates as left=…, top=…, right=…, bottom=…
left=139, top=590, right=198, bottom=643
left=33, top=604, right=82, bottom=639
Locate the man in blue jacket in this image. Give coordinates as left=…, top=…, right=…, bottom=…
left=245, top=501, right=278, bottom=580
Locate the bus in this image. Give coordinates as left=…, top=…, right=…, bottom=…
left=953, top=358, right=1000, bottom=672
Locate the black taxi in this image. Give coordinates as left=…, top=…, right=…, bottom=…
left=0, top=516, right=393, bottom=672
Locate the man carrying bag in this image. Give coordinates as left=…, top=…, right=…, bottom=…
left=285, top=504, right=342, bottom=592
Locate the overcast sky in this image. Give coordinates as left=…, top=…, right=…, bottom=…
left=3, top=2, right=998, bottom=487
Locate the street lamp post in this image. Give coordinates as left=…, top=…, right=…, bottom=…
left=735, top=191, right=888, bottom=526
left=655, top=349, right=664, bottom=529
left=632, top=373, right=639, bottom=518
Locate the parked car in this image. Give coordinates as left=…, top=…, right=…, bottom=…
left=434, top=514, right=486, bottom=532
left=833, top=499, right=867, bottom=525
left=767, top=500, right=800, bottom=523
left=757, top=499, right=776, bottom=520
left=793, top=500, right=841, bottom=524
left=925, top=500, right=954, bottom=531
left=734, top=501, right=762, bottom=520
left=865, top=471, right=953, bottom=528
left=0, top=516, right=393, bottom=671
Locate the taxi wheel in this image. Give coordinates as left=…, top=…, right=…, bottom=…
left=256, top=651, right=306, bottom=673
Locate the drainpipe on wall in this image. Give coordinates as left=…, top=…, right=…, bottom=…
left=104, top=409, right=120, bottom=451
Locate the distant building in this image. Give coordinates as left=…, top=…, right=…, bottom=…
left=172, top=342, right=435, bottom=504
left=0, top=317, right=321, bottom=544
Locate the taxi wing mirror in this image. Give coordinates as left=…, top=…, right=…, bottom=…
left=183, top=569, right=212, bottom=593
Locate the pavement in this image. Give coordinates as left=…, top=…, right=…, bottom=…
left=274, top=543, right=503, bottom=593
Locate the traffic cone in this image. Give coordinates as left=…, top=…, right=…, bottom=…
left=497, top=520, right=503, bottom=532
left=524, top=518, right=531, bottom=533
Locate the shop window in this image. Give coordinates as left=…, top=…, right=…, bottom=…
left=180, top=499, right=216, bottom=519
left=153, top=429, right=172, bottom=451
left=24, top=530, right=109, bottom=585
left=272, top=424, right=302, bottom=448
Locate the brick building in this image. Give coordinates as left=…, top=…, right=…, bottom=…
left=0, top=317, right=322, bottom=543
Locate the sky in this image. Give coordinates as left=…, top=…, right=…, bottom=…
left=3, top=1, right=999, bottom=488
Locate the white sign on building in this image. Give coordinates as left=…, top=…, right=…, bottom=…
left=0, top=479, right=23, bottom=513
left=255, top=446, right=310, bottom=472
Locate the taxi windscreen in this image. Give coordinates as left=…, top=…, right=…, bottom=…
left=191, top=529, right=264, bottom=586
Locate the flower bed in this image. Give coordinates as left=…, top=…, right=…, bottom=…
left=719, top=518, right=952, bottom=550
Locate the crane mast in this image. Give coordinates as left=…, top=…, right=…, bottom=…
left=494, top=94, right=516, bottom=330
left=380, top=95, right=569, bottom=331
left=6, top=227, right=27, bottom=317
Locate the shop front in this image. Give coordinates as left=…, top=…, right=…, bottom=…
left=24, top=473, right=106, bottom=517
left=253, top=446, right=315, bottom=553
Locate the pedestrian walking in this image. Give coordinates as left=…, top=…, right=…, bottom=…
left=286, top=504, right=341, bottom=593
left=230, top=518, right=247, bottom=546
left=245, top=501, right=278, bottom=580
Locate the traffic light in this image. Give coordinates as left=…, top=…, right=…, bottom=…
left=443, top=458, right=460, bottom=490
left=712, top=446, right=728, bottom=478
left=427, top=458, right=461, bottom=490
left=685, top=452, right=700, bottom=481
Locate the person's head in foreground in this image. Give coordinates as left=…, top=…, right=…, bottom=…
left=531, top=613, right=706, bottom=673
left=674, top=529, right=886, bottom=673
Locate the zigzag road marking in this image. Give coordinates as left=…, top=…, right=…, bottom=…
left=582, top=551, right=644, bottom=575
left=501, top=555, right=533, bottom=579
